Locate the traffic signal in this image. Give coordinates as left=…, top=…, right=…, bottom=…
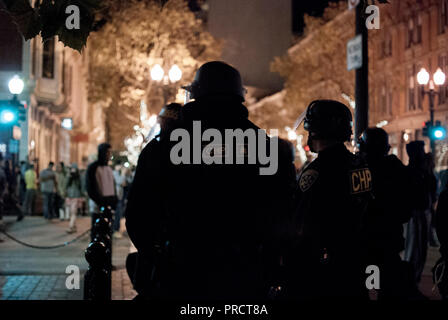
left=0, top=107, right=18, bottom=125
left=18, top=104, right=27, bottom=122
left=422, top=121, right=431, bottom=137
left=431, top=121, right=447, bottom=140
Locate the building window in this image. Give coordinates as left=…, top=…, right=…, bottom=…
left=379, top=86, right=393, bottom=116
left=415, top=15, right=422, bottom=45
left=439, top=0, right=448, bottom=34
left=42, top=37, right=55, bottom=78
left=406, top=15, right=422, bottom=48
left=63, top=63, right=72, bottom=99
left=387, top=89, right=393, bottom=115
left=381, top=33, right=392, bottom=58
left=439, top=55, right=448, bottom=105
left=407, top=67, right=416, bottom=111
left=380, top=86, right=387, bottom=115
left=407, top=18, right=414, bottom=48
left=31, top=39, right=36, bottom=77
left=416, top=65, right=423, bottom=110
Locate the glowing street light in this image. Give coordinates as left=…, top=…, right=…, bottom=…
left=150, top=64, right=164, bottom=81
left=1, top=110, right=16, bottom=123
left=434, top=127, right=446, bottom=139
left=168, top=64, right=182, bottom=82
left=8, top=75, right=24, bottom=95
left=416, top=68, right=430, bottom=86
left=417, top=67, right=447, bottom=153
left=150, top=64, right=183, bottom=105
left=434, top=68, right=446, bottom=86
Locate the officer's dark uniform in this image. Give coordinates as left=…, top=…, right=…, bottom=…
left=125, top=62, right=295, bottom=300
left=359, top=128, right=414, bottom=300
left=434, top=186, right=448, bottom=299
left=286, top=100, right=372, bottom=299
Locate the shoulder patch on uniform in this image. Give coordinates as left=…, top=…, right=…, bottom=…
left=299, top=169, right=319, bottom=192
left=350, top=168, right=372, bottom=194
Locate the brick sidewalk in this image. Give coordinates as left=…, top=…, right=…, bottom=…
left=0, top=216, right=443, bottom=300
left=0, top=271, right=137, bottom=300
left=112, top=268, right=137, bottom=300
left=0, top=216, right=135, bottom=300
left=0, top=275, right=83, bottom=300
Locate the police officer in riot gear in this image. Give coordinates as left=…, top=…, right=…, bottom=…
left=125, top=102, right=182, bottom=298
left=126, top=61, right=295, bottom=300
left=358, top=127, right=414, bottom=300
left=285, top=100, right=372, bottom=299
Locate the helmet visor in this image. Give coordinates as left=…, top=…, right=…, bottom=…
left=293, top=109, right=308, bottom=131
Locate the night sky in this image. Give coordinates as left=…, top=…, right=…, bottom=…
left=187, top=0, right=342, bottom=35
left=292, top=0, right=342, bottom=35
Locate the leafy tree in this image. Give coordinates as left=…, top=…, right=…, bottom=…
left=268, top=1, right=390, bottom=135
left=87, top=0, right=221, bottom=149
left=0, top=0, right=102, bottom=52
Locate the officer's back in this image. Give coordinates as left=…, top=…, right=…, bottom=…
left=140, top=62, right=293, bottom=300
left=359, top=128, right=412, bottom=255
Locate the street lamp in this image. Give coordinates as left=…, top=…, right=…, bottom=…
left=168, top=65, right=182, bottom=82
left=8, top=75, right=24, bottom=98
left=4, top=75, right=25, bottom=168
left=150, top=64, right=182, bottom=105
left=150, top=64, right=164, bottom=82
left=417, top=67, right=446, bottom=152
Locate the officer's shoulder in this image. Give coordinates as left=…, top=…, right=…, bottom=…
left=298, top=161, right=320, bottom=192
left=139, top=138, right=163, bottom=159
left=243, top=119, right=261, bottom=131
left=384, top=154, right=404, bottom=167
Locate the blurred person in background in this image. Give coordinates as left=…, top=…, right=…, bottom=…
left=79, top=156, right=89, bottom=216
left=434, top=179, right=448, bottom=299
left=0, top=154, right=7, bottom=226
left=55, top=163, right=68, bottom=221
left=65, top=163, right=83, bottom=234
left=423, top=153, right=439, bottom=247
left=23, top=163, right=37, bottom=217
left=113, top=163, right=125, bottom=239
left=404, top=141, right=432, bottom=286
left=39, top=162, right=58, bottom=220
left=86, top=143, right=117, bottom=218
left=13, top=165, right=23, bottom=221
left=19, top=160, right=27, bottom=204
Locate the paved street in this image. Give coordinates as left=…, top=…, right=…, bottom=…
left=0, top=215, right=136, bottom=300
left=0, top=215, right=442, bottom=300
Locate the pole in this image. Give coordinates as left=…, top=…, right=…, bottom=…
left=354, top=2, right=369, bottom=143
left=429, top=90, right=435, bottom=154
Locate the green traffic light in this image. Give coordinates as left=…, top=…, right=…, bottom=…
left=432, top=126, right=446, bottom=140
left=0, top=108, right=18, bottom=124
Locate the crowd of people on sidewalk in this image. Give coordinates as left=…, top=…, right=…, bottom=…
left=0, top=153, right=134, bottom=238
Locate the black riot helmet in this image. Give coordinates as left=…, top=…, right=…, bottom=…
left=182, top=61, right=246, bottom=102
left=303, top=99, right=353, bottom=142
left=359, top=127, right=390, bottom=156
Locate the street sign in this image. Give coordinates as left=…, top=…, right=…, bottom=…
left=347, top=34, right=363, bottom=71
left=348, top=0, right=360, bottom=10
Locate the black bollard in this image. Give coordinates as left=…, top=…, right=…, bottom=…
left=84, top=206, right=114, bottom=300
left=92, top=217, right=112, bottom=271
left=102, top=206, right=114, bottom=269
left=83, top=240, right=111, bottom=300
